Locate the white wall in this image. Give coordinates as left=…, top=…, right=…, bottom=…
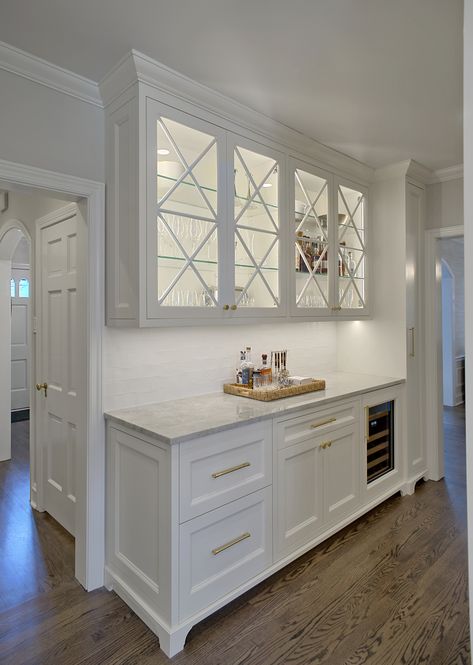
left=103, top=321, right=337, bottom=410
left=439, top=237, right=464, bottom=357
left=426, top=178, right=463, bottom=229
left=464, top=0, right=473, bottom=646
left=0, top=69, right=104, bottom=181
left=337, top=175, right=407, bottom=379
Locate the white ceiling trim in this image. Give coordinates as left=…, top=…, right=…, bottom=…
left=429, top=165, right=463, bottom=184
left=374, top=160, right=433, bottom=185
left=0, top=40, right=102, bottom=108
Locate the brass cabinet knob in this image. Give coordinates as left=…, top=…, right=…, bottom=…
left=223, top=304, right=230, bottom=310
left=230, top=304, right=237, bottom=310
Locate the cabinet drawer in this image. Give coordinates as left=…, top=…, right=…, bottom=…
left=179, top=421, right=272, bottom=522
left=276, top=399, right=359, bottom=449
left=179, top=487, right=272, bottom=620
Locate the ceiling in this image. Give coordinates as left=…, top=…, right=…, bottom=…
left=0, top=0, right=463, bottom=171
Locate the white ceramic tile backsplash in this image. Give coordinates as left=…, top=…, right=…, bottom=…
left=103, top=322, right=337, bottom=410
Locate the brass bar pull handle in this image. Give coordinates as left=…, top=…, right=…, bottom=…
left=212, top=532, right=251, bottom=556
left=36, top=382, right=48, bottom=397
left=408, top=327, right=415, bottom=357
left=212, top=462, right=250, bottom=479
left=310, top=417, right=336, bottom=429
left=319, top=441, right=332, bottom=450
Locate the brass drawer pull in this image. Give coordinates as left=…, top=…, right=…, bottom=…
left=212, top=462, right=250, bottom=479
left=319, top=441, right=332, bottom=450
left=310, top=417, right=336, bottom=429
left=212, top=532, right=251, bottom=555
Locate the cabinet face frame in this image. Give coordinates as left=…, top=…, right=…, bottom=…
left=146, top=98, right=230, bottom=320
left=288, top=157, right=335, bottom=318
left=333, top=176, right=370, bottom=317
left=225, top=132, right=287, bottom=318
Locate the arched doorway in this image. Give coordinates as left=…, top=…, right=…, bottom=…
left=0, top=219, right=33, bottom=464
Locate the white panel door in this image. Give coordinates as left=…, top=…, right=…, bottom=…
left=36, top=207, right=82, bottom=536
left=11, top=266, right=30, bottom=411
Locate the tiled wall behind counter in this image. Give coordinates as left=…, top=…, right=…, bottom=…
left=103, top=322, right=337, bottom=410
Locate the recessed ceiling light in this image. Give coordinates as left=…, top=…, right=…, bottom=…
left=262, top=183, right=272, bottom=188
left=157, top=149, right=170, bottom=155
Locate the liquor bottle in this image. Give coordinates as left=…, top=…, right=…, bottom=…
left=241, top=346, right=254, bottom=387
left=259, top=353, right=272, bottom=386
left=236, top=350, right=245, bottom=384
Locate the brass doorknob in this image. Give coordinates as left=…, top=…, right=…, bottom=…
left=223, top=304, right=230, bottom=310
left=36, top=382, right=48, bottom=397
left=230, top=304, right=237, bottom=310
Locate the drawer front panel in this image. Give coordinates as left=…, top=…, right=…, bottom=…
left=180, top=421, right=272, bottom=522
left=276, top=399, right=359, bottom=450
left=179, top=487, right=272, bottom=620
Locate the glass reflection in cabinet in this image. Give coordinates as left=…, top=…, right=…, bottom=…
left=338, top=183, right=366, bottom=310
left=156, top=115, right=220, bottom=308
left=234, top=145, right=279, bottom=308
left=294, top=168, right=330, bottom=309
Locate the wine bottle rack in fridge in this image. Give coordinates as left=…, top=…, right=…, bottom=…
left=366, top=400, right=394, bottom=483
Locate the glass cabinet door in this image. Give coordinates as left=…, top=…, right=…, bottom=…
left=147, top=101, right=226, bottom=317
left=336, top=180, right=367, bottom=312
left=291, top=163, right=332, bottom=314
left=231, top=137, right=282, bottom=314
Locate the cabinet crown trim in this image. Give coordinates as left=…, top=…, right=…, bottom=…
left=100, top=50, right=373, bottom=184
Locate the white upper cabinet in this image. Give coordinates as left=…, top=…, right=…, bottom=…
left=102, top=52, right=371, bottom=326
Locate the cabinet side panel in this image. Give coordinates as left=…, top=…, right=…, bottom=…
left=106, top=426, right=171, bottom=622
left=107, top=99, right=139, bottom=322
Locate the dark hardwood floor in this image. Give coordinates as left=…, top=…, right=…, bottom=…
left=0, top=410, right=469, bottom=665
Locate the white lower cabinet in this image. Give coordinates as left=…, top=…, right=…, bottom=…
left=105, top=386, right=407, bottom=658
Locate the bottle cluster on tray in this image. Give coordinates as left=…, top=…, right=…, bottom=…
left=235, top=347, right=312, bottom=391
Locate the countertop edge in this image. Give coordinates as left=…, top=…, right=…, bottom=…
left=104, top=376, right=405, bottom=446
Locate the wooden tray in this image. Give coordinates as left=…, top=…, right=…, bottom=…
left=223, top=379, right=326, bottom=402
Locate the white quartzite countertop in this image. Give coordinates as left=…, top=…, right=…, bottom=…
left=104, top=372, right=405, bottom=445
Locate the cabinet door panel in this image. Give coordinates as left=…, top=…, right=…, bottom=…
left=324, top=426, right=360, bottom=523
left=147, top=100, right=228, bottom=319
left=289, top=159, right=333, bottom=316
left=335, top=178, right=368, bottom=314
left=406, top=183, right=425, bottom=473
left=228, top=134, right=285, bottom=316
left=275, top=438, right=323, bottom=560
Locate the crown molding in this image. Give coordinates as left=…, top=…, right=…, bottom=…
left=374, top=159, right=433, bottom=185
left=100, top=50, right=374, bottom=184
left=429, top=164, right=463, bottom=184
left=0, top=40, right=102, bottom=108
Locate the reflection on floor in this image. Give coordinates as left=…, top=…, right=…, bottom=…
left=0, top=410, right=469, bottom=664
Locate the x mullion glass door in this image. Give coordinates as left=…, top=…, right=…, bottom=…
left=335, top=178, right=368, bottom=315
left=290, top=159, right=333, bottom=317
left=229, top=134, right=284, bottom=317
left=147, top=99, right=227, bottom=319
